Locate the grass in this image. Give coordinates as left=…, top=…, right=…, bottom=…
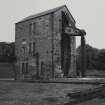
left=0, top=81, right=98, bottom=105
left=86, top=70, right=105, bottom=78
left=0, top=63, right=14, bottom=78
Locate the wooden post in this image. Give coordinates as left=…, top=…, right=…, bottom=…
left=81, top=35, right=86, bottom=77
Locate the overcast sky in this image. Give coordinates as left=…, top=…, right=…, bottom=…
left=0, top=0, right=105, bottom=49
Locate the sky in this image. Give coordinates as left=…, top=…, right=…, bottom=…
left=0, top=0, right=105, bottom=49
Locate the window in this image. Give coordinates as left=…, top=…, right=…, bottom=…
left=25, top=63, right=28, bottom=74
left=29, top=23, right=32, bottom=35
left=33, top=22, right=36, bottom=34
left=22, top=63, right=24, bottom=74
left=22, top=39, right=27, bottom=45
left=29, top=22, right=36, bottom=35
left=62, top=11, right=69, bottom=26
left=22, top=63, right=28, bottom=74
left=29, top=42, right=32, bottom=54
left=21, top=46, right=25, bottom=56
left=33, top=42, right=36, bottom=56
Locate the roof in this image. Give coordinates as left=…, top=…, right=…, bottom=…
left=16, top=5, right=75, bottom=24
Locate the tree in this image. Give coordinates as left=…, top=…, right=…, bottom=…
left=76, top=44, right=105, bottom=71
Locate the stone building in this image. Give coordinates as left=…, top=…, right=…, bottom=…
left=15, top=5, right=77, bottom=80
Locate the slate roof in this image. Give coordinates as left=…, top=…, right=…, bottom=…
left=17, top=5, right=75, bottom=23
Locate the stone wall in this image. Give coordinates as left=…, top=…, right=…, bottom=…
left=15, top=6, right=76, bottom=80
left=53, top=7, right=76, bottom=77
left=15, top=14, right=53, bottom=79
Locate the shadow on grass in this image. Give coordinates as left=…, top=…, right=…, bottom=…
left=64, top=90, right=105, bottom=105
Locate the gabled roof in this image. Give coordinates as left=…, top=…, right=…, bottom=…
left=16, top=5, right=75, bottom=24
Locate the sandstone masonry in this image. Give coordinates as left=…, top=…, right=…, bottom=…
left=15, top=5, right=77, bottom=80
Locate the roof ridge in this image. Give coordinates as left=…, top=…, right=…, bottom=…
left=16, top=5, right=66, bottom=23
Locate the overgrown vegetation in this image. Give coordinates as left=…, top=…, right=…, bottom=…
left=76, top=44, right=105, bottom=70
left=0, top=42, right=16, bottom=62
left=0, top=42, right=105, bottom=71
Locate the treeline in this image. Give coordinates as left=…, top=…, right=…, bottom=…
left=0, top=42, right=16, bottom=62
left=0, top=42, right=105, bottom=70
left=76, top=44, right=105, bottom=70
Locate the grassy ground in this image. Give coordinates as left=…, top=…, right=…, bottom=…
left=86, top=70, right=105, bottom=78
left=0, top=81, right=105, bottom=105
left=0, top=63, right=14, bottom=78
